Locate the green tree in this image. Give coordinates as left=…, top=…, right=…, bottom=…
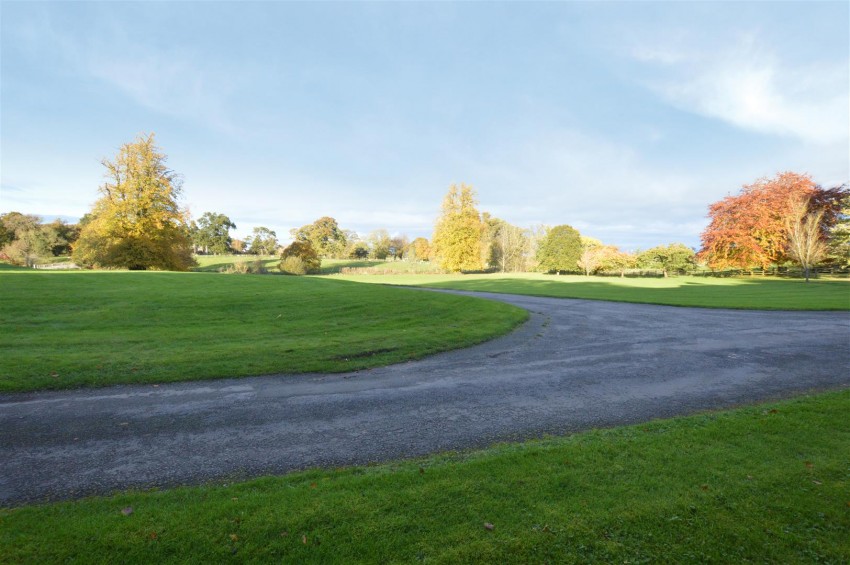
left=390, top=234, right=409, bottom=260
left=44, top=219, right=79, bottom=256
left=350, top=242, right=370, bottom=259
left=193, top=212, right=237, bottom=254
left=432, top=183, right=484, bottom=272
left=246, top=226, right=278, bottom=255
left=73, top=133, right=195, bottom=270
left=536, top=225, right=581, bottom=274
left=827, top=190, right=850, bottom=267
left=367, top=229, right=392, bottom=260
left=291, top=216, right=348, bottom=258
left=637, top=243, right=695, bottom=276
left=0, top=214, right=59, bottom=267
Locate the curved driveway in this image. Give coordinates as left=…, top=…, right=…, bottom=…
left=2, top=290, right=848, bottom=506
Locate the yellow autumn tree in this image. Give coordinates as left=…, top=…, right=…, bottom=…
left=73, top=133, right=195, bottom=270
left=432, top=183, right=484, bottom=272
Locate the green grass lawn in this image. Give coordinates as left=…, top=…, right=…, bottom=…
left=320, top=258, right=444, bottom=275
left=191, top=254, right=279, bottom=272
left=3, top=389, right=847, bottom=563
left=191, top=255, right=442, bottom=275
left=329, top=272, right=850, bottom=310
left=0, top=270, right=526, bottom=393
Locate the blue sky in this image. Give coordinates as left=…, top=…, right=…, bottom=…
left=1, top=1, right=847, bottom=250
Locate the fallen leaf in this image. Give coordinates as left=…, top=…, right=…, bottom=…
left=121, top=506, right=133, bottom=516
left=484, top=523, right=495, bottom=531
left=700, top=484, right=709, bottom=491
left=302, top=534, right=308, bottom=545
left=280, top=531, right=289, bottom=537
left=746, top=475, right=753, bottom=480
left=804, top=461, right=814, bottom=469
left=419, top=467, right=425, bottom=475
left=231, top=497, right=238, bottom=501
left=229, top=534, right=238, bottom=542
left=812, top=480, right=822, bottom=485
left=768, top=409, right=778, bottom=414
left=149, top=532, right=158, bottom=540
left=310, top=482, right=317, bottom=489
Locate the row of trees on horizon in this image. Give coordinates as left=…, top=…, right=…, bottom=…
left=2, top=134, right=848, bottom=279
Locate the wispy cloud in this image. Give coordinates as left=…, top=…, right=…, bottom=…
left=11, top=11, right=245, bottom=134
left=633, top=33, right=849, bottom=144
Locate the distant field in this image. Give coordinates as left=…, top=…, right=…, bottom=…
left=192, top=254, right=279, bottom=272
left=191, top=256, right=440, bottom=275
left=3, top=390, right=847, bottom=562
left=0, top=271, right=526, bottom=392
left=320, top=258, right=442, bottom=274
left=329, top=272, right=850, bottom=311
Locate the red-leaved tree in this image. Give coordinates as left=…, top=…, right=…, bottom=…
left=699, top=172, right=846, bottom=270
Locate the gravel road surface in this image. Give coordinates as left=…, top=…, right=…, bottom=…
left=2, top=290, right=848, bottom=506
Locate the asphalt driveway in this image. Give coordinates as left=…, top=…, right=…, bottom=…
left=2, top=290, right=848, bottom=506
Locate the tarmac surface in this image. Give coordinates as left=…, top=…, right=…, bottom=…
left=2, top=289, right=848, bottom=506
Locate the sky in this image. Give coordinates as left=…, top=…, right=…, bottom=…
left=1, top=1, right=848, bottom=251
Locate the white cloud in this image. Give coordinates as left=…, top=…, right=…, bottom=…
left=634, top=34, right=849, bottom=144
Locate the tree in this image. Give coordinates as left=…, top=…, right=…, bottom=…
left=290, top=216, right=348, bottom=258
left=786, top=198, right=827, bottom=282
left=536, top=225, right=581, bottom=274
left=389, top=234, right=409, bottom=260
left=44, top=219, right=79, bottom=256
left=279, top=240, right=321, bottom=274
left=350, top=242, right=370, bottom=259
left=246, top=226, right=278, bottom=255
left=409, top=237, right=432, bottom=261
left=577, top=236, right=605, bottom=276
left=827, top=189, right=850, bottom=267
left=193, top=212, right=236, bottom=254
left=366, top=229, right=391, bottom=260
left=699, top=172, right=846, bottom=270
left=637, top=243, right=695, bottom=276
left=72, top=133, right=194, bottom=270
left=0, top=213, right=75, bottom=266
left=432, top=183, right=484, bottom=272
left=485, top=219, right=529, bottom=272
left=599, top=247, right=635, bottom=277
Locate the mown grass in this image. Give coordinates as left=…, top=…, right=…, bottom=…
left=191, top=254, right=279, bottom=273
left=319, top=258, right=443, bottom=275
left=330, top=272, right=850, bottom=310
left=191, top=255, right=441, bottom=275
left=2, top=390, right=847, bottom=563
left=0, top=271, right=526, bottom=392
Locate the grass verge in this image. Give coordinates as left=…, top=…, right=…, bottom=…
left=0, top=271, right=526, bottom=392
left=330, top=272, right=850, bottom=310
left=2, top=389, right=848, bottom=562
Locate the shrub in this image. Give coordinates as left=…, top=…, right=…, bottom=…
left=280, top=241, right=321, bottom=274
left=280, top=256, right=308, bottom=275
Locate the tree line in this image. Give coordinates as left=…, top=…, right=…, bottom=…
left=2, top=134, right=847, bottom=278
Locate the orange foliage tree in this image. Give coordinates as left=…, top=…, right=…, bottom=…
left=699, top=172, right=846, bottom=270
